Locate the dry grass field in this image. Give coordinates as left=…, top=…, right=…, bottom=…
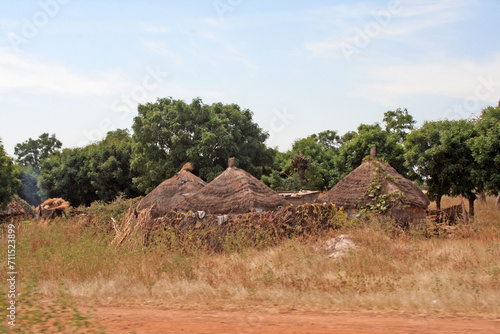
left=1, top=196, right=499, bottom=332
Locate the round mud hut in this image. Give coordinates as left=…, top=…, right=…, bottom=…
left=317, top=157, right=429, bottom=222
left=136, top=162, right=207, bottom=218
left=174, top=158, right=288, bottom=214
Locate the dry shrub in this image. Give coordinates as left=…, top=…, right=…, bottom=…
left=3, top=196, right=499, bottom=317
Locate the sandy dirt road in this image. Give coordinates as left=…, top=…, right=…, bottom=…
left=95, top=306, right=500, bottom=334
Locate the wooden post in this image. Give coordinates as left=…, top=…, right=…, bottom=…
left=370, top=147, right=376, bottom=158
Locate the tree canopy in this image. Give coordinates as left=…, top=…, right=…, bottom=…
left=39, top=129, right=141, bottom=206
left=14, top=133, right=62, bottom=170
left=469, top=103, right=500, bottom=196
left=262, top=131, right=337, bottom=191
left=0, top=139, right=21, bottom=209
left=131, top=97, right=275, bottom=193
left=404, top=119, right=480, bottom=214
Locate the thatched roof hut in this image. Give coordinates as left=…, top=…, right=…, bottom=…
left=0, top=197, right=34, bottom=220
left=174, top=158, right=287, bottom=214
left=136, top=163, right=207, bottom=218
left=317, top=158, right=429, bottom=222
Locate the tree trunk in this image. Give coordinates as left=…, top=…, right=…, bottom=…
left=477, top=192, right=486, bottom=204
left=468, top=197, right=475, bottom=217
left=496, top=192, right=500, bottom=210
left=436, top=195, right=442, bottom=211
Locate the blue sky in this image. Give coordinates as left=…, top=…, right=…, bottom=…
left=1, top=0, right=499, bottom=157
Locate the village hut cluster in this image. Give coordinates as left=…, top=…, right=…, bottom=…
left=134, top=153, right=430, bottom=225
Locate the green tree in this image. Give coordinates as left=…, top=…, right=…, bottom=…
left=468, top=102, right=500, bottom=200
left=14, top=133, right=62, bottom=170
left=405, top=120, right=480, bottom=215
left=262, top=131, right=338, bottom=191
left=132, top=97, right=274, bottom=193
left=442, top=120, right=479, bottom=216
left=383, top=108, right=416, bottom=143
left=86, top=129, right=141, bottom=202
left=0, top=139, right=21, bottom=209
left=14, top=133, right=62, bottom=205
left=39, top=130, right=140, bottom=206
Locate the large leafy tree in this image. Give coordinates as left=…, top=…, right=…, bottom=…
left=86, top=129, right=142, bottom=202
left=14, top=133, right=62, bottom=206
left=132, top=97, right=274, bottom=193
left=383, top=108, right=416, bottom=143
left=14, top=133, right=62, bottom=170
left=262, top=131, right=338, bottom=191
left=0, top=139, right=21, bottom=209
left=404, top=120, right=480, bottom=215
left=39, top=129, right=140, bottom=206
left=468, top=102, right=500, bottom=203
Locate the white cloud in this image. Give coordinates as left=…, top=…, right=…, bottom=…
left=0, top=47, right=131, bottom=96
left=349, top=54, right=500, bottom=105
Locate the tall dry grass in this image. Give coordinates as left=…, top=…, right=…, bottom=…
left=2, top=196, right=500, bottom=321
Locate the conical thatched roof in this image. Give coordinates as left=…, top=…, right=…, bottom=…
left=174, top=158, right=287, bottom=214
left=136, top=163, right=207, bottom=217
left=317, top=159, right=429, bottom=209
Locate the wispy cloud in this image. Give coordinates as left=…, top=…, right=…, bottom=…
left=349, top=54, right=500, bottom=105
left=305, top=0, right=472, bottom=58
left=0, top=47, right=130, bottom=96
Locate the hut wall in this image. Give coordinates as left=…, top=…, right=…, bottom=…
left=391, top=206, right=427, bottom=223
left=279, top=191, right=320, bottom=206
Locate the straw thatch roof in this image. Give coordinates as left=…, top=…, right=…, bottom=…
left=0, top=197, right=34, bottom=219
left=136, top=163, right=207, bottom=217
left=36, top=198, right=70, bottom=219
left=174, top=158, right=288, bottom=214
left=317, top=158, right=429, bottom=209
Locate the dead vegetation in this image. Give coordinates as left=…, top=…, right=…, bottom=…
left=2, top=196, right=499, bottom=319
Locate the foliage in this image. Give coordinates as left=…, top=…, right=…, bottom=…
left=86, top=195, right=142, bottom=227
left=0, top=138, right=21, bottom=210
left=404, top=119, right=479, bottom=213
left=131, top=97, right=275, bottom=193
left=14, top=133, right=62, bottom=170
left=469, top=102, right=500, bottom=196
left=39, top=129, right=141, bottom=206
left=262, top=131, right=337, bottom=191
left=383, top=108, right=416, bottom=143
left=358, top=158, right=407, bottom=214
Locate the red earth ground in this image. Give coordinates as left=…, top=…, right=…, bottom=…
left=95, top=306, right=500, bottom=334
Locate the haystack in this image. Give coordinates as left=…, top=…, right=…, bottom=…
left=174, top=158, right=287, bottom=214
left=135, top=162, right=207, bottom=218
left=317, top=158, right=429, bottom=222
left=36, top=198, right=70, bottom=219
